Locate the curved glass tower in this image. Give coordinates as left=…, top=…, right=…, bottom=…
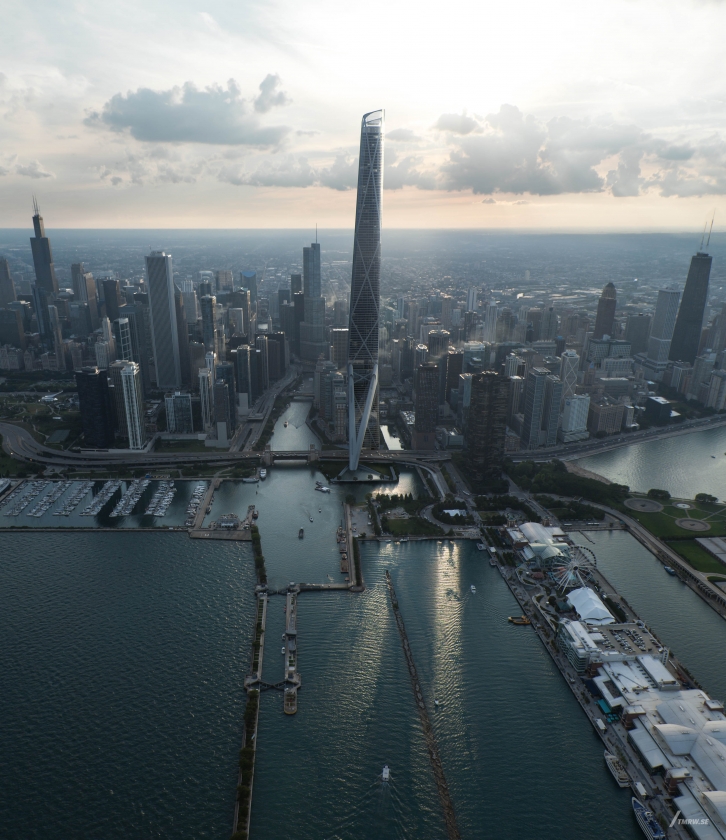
left=347, top=110, right=384, bottom=471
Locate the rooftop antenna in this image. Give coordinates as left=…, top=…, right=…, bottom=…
left=706, top=211, right=716, bottom=249
left=315, top=223, right=318, bottom=244
left=32, top=195, right=39, bottom=216
left=700, top=221, right=708, bottom=251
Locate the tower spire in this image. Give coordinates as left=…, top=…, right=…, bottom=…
left=706, top=212, right=716, bottom=249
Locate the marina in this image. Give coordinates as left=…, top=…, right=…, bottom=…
left=26, top=480, right=72, bottom=517
left=54, top=480, right=94, bottom=516
left=79, top=480, right=122, bottom=516
left=144, top=481, right=177, bottom=517
left=184, top=482, right=208, bottom=526
left=6, top=480, right=50, bottom=516
left=109, top=479, right=150, bottom=517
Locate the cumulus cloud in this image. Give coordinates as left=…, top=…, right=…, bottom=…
left=433, top=113, right=481, bottom=135
left=15, top=160, right=53, bottom=179
left=86, top=78, right=291, bottom=146
left=387, top=128, right=422, bottom=143
left=254, top=74, right=291, bottom=113
left=434, top=104, right=726, bottom=198
left=220, top=155, right=316, bottom=188
left=481, top=197, right=496, bottom=204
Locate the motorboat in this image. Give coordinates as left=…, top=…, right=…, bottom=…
left=508, top=615, right=531, bottom=625
left=299, top=528, right=304, bottom=538
left=434, top=699, right=440, bottom=707
left=664, top=566, right=676, bottom=576
left=259, top=469, right=267, bottom=480
left=284, top=421, right=288, bottom=427
left=319, top=508, right=322, bottom=512
left=310, top=516, right=314, bottom=522
left=281, top=647, right=286, bottom=655
left=470, top=584, right=476, bottom=593
left=382, top=765, right=390, bottom=782
left=476, top=542, right=485, bottom=550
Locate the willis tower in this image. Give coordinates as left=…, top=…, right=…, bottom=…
left=30, top=198, right=59, bottom=296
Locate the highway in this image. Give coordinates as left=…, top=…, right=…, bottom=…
left=511, top=413, right=726, bottom=462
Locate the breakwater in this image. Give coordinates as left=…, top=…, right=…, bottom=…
left=385, top=570, right=460, bottom=840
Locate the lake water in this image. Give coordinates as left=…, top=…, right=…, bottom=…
left=577, top=424, right=726, bottom=499
left=3, top=421, right=726, bottom=837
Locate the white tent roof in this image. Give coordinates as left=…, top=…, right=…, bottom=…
left=567, top=587, right=615, bottom=625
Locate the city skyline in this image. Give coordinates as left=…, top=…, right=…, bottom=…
left=2, top=0, right=726, bottom=230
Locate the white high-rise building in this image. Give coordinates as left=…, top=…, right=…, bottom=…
left=467, top=287, right=478, bottom=313
left=121, top=362, right=145, bottom=450
left=559, top=394, right=590, bottom=443
left=559, top=350, right=580, bottom=404
left=199, top=367, right=213, bottom=431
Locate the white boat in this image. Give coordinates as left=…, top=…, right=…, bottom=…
left=382, top=765, right=390, bottom=782
left=259, top=469, right=267, bottom=480
left=281, top=647, right=286, bottom=654
left=434, top=699, right=440, bottom=707
left=604, top=751, right=630, bottom=787
left=476, top=542, right=485, bottom=550
left=310, top=516, right=313, bottom=522
left=470, top=584, right=476, bottom=593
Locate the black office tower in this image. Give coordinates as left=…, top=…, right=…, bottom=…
left=669, top=251, right=712, bottom=365
left=593, top=282, right=617, bottom=339
left=30, top=199, right=58, bottom=296
left=76, top=367, right=115, bottom=448
left=465, top=372, right=508, bottom=484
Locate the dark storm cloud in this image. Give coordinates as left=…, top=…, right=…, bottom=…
left=86, top=78, right=291, bottom=146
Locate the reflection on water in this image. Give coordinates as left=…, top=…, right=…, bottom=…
left=271, top=400, right=320, bottom=451
left=381, top=426, right=403, bottom=451
left=577, top=424, right=726, bottom=499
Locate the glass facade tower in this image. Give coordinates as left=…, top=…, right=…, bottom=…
left=347, top=110, right=384, bottom=471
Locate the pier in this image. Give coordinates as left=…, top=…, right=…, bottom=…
left=385, top=571, right=460, bottom=840
left=494, top=559, right=693, bottom=839
left=283, top=589, right=301, bottom=714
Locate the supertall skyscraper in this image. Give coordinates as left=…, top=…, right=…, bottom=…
left=145, top=251, right=181, bottom=389
left=593, top=282, right=617, bottom=339
left=30, top=199, right=58, bottom=296
left=669, top=251, right=712, bottom=365
left=347, top=110, right=384, bottom=471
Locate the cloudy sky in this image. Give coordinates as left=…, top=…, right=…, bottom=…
left=2, top=0, right=726, bottom=229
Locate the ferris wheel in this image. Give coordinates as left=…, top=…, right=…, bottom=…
left=552, top=550, right=596, bottom=593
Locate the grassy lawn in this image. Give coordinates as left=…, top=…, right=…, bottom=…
left=383, top=516, right=445, bottom=537
left=667, top=540, right=726, bottom=574
left=629, top=504, right=726, bottom=538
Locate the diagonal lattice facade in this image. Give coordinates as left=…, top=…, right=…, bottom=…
left=347, top=110, right=384, bottom=470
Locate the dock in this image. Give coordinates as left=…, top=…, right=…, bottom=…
left=282, top=589, right=301, bottom=714
left=385, top=571, right=460, bottom=840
